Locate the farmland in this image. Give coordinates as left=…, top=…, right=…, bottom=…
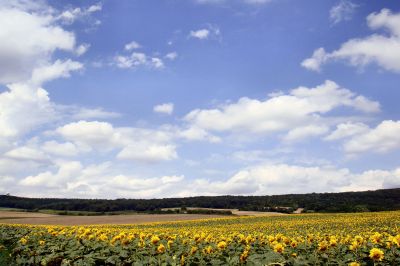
left=1, top=211, right=399, bottom=265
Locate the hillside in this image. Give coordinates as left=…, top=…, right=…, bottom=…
left=1, top=188, right=399, bottom=213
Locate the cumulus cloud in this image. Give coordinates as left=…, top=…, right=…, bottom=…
left=0, top=83, right=55, bottom=139
left=124, top=41, right=141, bottom=51
left=302, top=8, right=400, bottom=73
left=56, top=120, right=178, bottom=162
left=184, top=164, right=400, bottom=196
left=153, top=103, right=174, bottom=115
left=30, top=59, right=83, bottom=85
left=189, top=25, right=220, bottom=40
left=117, top=144, right=178, bottom=163
left=114, top=52, right=164, bottom=69
left=344, top=120, right=400, bottom=154
left=329, top=0, right=357, bottom=24
left=58, top=3, right=102, bottom=25
left=17, top=159, right=185, bottom=198
left=324, top=122, right=369, bottom=141
left=184, top=80, right=379, bottom=141
left=0, top=4, right=76, bottom=83
left=190, top=29, right=210, bottom=40
left=283, top=125, right=329, bottom=142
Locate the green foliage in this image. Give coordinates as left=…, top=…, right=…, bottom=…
left=0, top=188, right=399, bottom=213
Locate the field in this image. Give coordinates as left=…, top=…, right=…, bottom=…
left=1, top=211, right=399, bottom=265
left=0, top=210, right=230, bottom=225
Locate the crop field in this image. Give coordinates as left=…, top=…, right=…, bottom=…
left=1, top=211, right=399, bottom=265
left=0, top=210, right=229, bottom=226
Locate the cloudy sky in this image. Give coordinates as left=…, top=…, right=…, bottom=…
left=1, top=0, right=399, bottom=199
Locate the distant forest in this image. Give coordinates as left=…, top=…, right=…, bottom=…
left=1, top=188, right=399, bottom=213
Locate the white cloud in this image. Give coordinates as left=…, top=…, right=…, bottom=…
left=301, top=48, right=327, bottom=72
left=56, top=120, right=178, bottom=162
left=117, top=144, right=178, bottom=163
left=283, top=125, right=329, bottom=142
left=190, top=29, right=210, bottom=40
left=0, top=5, right=76, bottom=83
left=303, top=8, right=400, bottom=73
left=114, top=52, right=164, bottom=70
left=0, top=83, right=55, bottom=139
left=20, top=161, right=83, bottom=187
left=153, top=103, right=174, bottom=115
left=124, top=41, right=141, bottom=51
left=330, top=0, right=357, bottom=24
left=344, top=120, right=400, bottom=154
left=184, top=163, right=400, bottom=196
left=30, top=59, right=83, bottom=85
left=165, top=52, right=178, bottom=60
left=63, top=106, right=121, bottom=120
left=75, top=43, right=90, bottom=56
left=4, top=146, right=49, bottom=162
left=179, top=126, right=221, bottom=143
left=17, top=159, right=185, bottom=198
left=58, top=3, right=102, bottom=25
left=324, top=122, right=369, bottom=141
left=184, top=80, right=379, bottom=140
left=190, top=25, right=221, bottom=41
left=151, top=57, right=165, bottom=69
left=41, top=141, right=80, bottom=157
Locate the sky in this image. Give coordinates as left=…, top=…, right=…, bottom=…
left=0, top=0, right=400, bottom=199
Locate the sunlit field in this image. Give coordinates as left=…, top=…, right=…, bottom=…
left=1, top=211, right=400, bottom=265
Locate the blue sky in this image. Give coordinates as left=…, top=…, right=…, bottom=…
left=0, top=0, right=399, bottom=198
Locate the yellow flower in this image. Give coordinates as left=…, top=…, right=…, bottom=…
left=217, top=241, right=227, bottom=250
left=371, top=232, right=382, bottom=244
left=20, top=238, right=27, bottom=245
left=240, top=250, right=249, bottom=262
left=290, top=240, right=297, bottom=248
left=349, top=241, right=359, bottom=251
left=39, top=240, right=45, bottom=246
left=190, top=246, right=198, bottom=255
left=329, top=236, right=337, bottom=247
left=98, top=234, right=108, bottom=242
left=167, top=240, right=174, bottom=249
left=318, top=241, right=329, bottom=251
left=393, top=234, right=400, bottom=247
left=203, top=245, right=213, bottom=254
left=369, top=248, right=384, bottom=261
left=157, top=243, right=166, bottom=253
left=348, top=262, right=360, bottom=266
left=151, top=235, right=160, bottom=245
left=273, top=243, right=284, bottom=253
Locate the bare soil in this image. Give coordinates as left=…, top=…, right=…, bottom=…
left=0, top=211, right=226, bottom=225
left=0, top=208, right=286, bottom=226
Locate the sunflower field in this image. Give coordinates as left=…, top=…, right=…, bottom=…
left=1, top=211, right=400, bottom=265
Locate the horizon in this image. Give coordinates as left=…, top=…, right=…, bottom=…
left=1, top=0, right=400, bottom=199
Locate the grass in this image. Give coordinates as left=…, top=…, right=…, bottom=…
left=0, top=207, right=24, bottom=212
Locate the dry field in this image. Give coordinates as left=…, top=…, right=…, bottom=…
left=0, top=211, right=228, bottom=225
left=0, top=209, right=285, bottom=225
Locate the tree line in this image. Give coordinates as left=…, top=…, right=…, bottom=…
left=0, top=188, right=399, bottom=213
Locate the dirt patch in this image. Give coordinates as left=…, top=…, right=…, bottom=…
left=0, top=211, right=226, bottom=225
left=0, top=211, right=56, bottom=219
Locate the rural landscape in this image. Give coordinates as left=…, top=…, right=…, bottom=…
left=1, top=0, right=400, bottom=265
